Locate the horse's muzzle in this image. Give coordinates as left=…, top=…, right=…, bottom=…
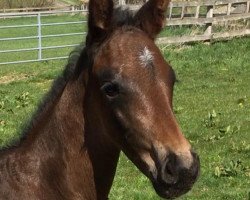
left=151, top=151, right=200, bottom=199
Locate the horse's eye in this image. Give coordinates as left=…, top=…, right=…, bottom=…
left=101, top=82, right=119, bottom=98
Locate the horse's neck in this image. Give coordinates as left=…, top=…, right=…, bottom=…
left=44, top=76, right=121, bottom=199
left=84, top=116, right=121, bottom=199
left=83, top=82, right=121, bottom=199
left=18, top=77, right=99, bottom=198
left=10, top=74, right=120, bottom=199
left=27, top=78, right=86, bottom=156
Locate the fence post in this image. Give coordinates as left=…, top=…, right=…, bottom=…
left=195, top=5, right=200, bottom=18
left=204, top=5, right=214, bottom=41
left=37, top=13, right=42, bottom=61
left=168, top=2, right=173, bottom=20
left=119, top=0, right=125, bottom=5
left=246, top=1, right=250, bottom=13
left=225, top=3, right=232, bottom=27
left=181, top=5, right=185, bottom=19
left=227, top=3, right=232, bottom=15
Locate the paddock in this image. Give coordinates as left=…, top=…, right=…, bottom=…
left=0, top=1, right=249, bottom=199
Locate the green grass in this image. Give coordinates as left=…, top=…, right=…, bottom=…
left=0, top=15, right=250, bottom=199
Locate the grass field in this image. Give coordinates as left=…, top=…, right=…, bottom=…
left=0, top=14, right=250, bottom=199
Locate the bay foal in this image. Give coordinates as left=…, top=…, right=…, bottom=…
left=0, top=0, right=199, bottom=199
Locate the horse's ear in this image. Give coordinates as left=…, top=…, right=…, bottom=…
left=134, top=0, right=170, bottom=39
left=87, top=0, right=113, bottom=44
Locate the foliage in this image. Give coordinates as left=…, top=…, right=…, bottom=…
left=0, top=0, right=55, bottom=9
left=204, top=109, right=220, bottom=128
left=214, top=159, right=249, bottom=178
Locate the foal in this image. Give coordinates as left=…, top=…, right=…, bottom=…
left=0, top=0, right=200, bottom=199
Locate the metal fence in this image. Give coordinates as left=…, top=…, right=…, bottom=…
left=0, top=9, right=88, bottom=65
left=0, top=0, right=249, bottom=65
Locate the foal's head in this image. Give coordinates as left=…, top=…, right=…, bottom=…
left=84, top=0, right=200, bottom=198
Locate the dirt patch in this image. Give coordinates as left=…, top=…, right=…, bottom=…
left=54, top=0, right=71, bottom=7
left=0, top=74, right=31, bottom=84
left=54, top=1, right=70, bottom=7
left=36, top=80, right=53, bottom=91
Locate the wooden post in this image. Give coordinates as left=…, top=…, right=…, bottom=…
left=195, top=5, right=200, bottom=18
left=246, top=1, right=250, bottom=27
left=227, top=3, right=232, bottom=15
left=246, top=1, right=250, bottom=13
left=204, top=5, right=213, bottom=41
left=119, top=0, right=125, bottom=5
left=181, top=5, right=185, bottom=19
left=225, top=3, right=232, bottom=27
left=168, top=3, right=173, bottom=20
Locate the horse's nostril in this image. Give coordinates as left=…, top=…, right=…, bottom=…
left=165, top=161, right=174, bottom=176
left=152, top=150, right=200, bottom=199
left=190, top=151, right=200, bottom=178
left=159, top=151, right=200, bottom=185
left=160, top=153, right=178, bottom=185
left=191, top=150, right=199, bottom=160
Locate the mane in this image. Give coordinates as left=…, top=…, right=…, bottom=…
left=1, top=44, right=88, bottom=150
left=1, top=6, right=137, bottom=150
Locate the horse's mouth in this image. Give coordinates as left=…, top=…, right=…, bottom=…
left=148, top=151, right=200, bottom=199
left=152, top=179, right=193, bottom=199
